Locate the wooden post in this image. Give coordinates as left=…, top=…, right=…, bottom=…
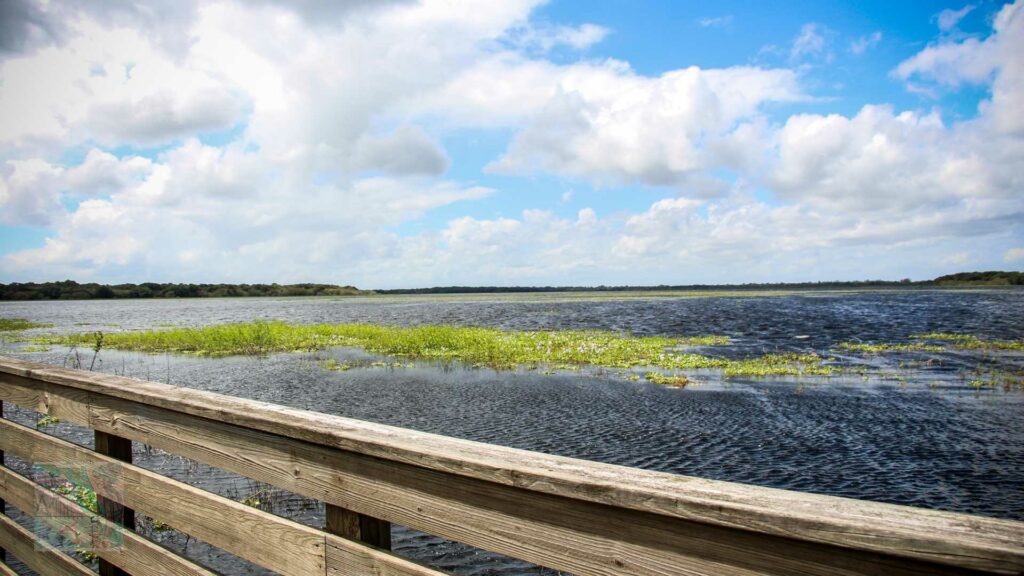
left=94, top=431, right=134, bottom=576
left=325, top=504, right=391, bottom=550
left=1, top=400, right=5, bottom=564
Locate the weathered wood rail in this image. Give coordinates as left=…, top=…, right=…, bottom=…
left=0, top=357, right=1022, bottom=576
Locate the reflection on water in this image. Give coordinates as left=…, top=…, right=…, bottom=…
left=2, top=289, right=1023, bottom=574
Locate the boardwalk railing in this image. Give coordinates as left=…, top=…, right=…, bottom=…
left=0, top=357, right=1022, bottom=576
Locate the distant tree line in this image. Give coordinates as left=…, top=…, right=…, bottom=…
left=377, top=280, right=919, bottom=294
left=932, top=271, right=1024, bottom=286
left=378, top=271, right=1024, bottom=293
left=1, top=271, right=1020, bottom=300
left=0, top=281, right=367, bottom=300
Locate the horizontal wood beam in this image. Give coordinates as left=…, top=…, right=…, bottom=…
left=0, top=513, right=94, bottom=576
left=0, top=558, right=20, bottom=576
left=1, top=358, right=1023, bottom=575
left=0, top=398, right=5, bottom=565
left=0, top=465, right=218, bottom=576
left=0, top=418, right=443, bottom=576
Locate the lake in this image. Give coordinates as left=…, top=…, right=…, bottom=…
left=2, top=289, right=1023, bottom=574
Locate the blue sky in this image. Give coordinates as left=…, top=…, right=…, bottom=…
left=0, top=0, right=1021, bottom=288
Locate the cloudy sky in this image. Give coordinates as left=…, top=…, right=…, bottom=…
left=0, top=0, right=1021, bottom=288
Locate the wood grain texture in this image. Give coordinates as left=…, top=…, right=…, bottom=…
left=2, top=358, right=1024, bottom=575
left=1, top=399, right=5, bottom=564
left=0, top=513, right=95, bottom=576
left=0, top=417, right=443, bottom=576
left=0, top=466, right=217, bottom=576
left=0, top=418, right=323, bottom=576
left=326, top=504, right=392, bottom=550
left=83, top=392, right=999, bottom=575
left=325, top=534, right=446, bottom=576
left=0, top=558, right=19, bottom=576
left=95, top=431, right=133, bottom=576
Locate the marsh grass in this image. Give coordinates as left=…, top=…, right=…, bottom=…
left=0, top=318, right=52, bottom=331
left=46, top=320, right=833, bottom=378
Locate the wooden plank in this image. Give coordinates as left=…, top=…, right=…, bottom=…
left=4, top=358, right=1024, bottom=568
left=326, top=504, right=391, bottom=550
left=0, top=372, right=1008, bottom=576
left=325, top=534, right=445, bottom=576
left=84, top=393, right=992, bottom=576
left=0, top=467, right=217, bottom=576
left=0, top=513, right=95, bottom=576
left=0, top=419, right=324, bottom=576
left=0, top=417, right=441, bottom=576
left=1, top=361, right=1023, bottom=574
left=1, top=409, right=448, bottom=569
left=0, top=558, right=19, bottom=576
left=95, top=431, right=133, bottom=576
left=1, top=399, right=5, bottom=564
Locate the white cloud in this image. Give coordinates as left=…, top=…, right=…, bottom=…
left=1005, top=247, right=1024, bottom=262
left=0, top=18, right=243, bottom=149
left=790, top=23, right=832, bottom=62
left=892, top=37, right=999, bottom=87
left=1, top=0, right=1022, bottom=286
left=894, top=0, right=1024, bottom=133
left=479, top=61, right=802, bottom=187
left=938, top=5, right=975, bottom=31
left=697, top=16, right=733, bottom=28
left=941, top=251, right=971, bottom=265
left=353, top=126, right=450, bottom=176
left=510, top=23, right=609, bottom=52
left=850, top=31, right=882, bottom=55
left=0, top=151, right=152, bottom=226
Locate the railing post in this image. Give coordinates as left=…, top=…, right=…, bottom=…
left=325, top=504, right=391, bottom=550
left=94, top=431, right=134, bottom=576
left=1, top=399, right=5, bottom=564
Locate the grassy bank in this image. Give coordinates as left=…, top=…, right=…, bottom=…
left=49, top=321, right=833, bottom=377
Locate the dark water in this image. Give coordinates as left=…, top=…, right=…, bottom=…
left=2, top=290, right=1023, bottom=575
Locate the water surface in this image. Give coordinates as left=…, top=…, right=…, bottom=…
left=2, top=289, right=1023, bottom=574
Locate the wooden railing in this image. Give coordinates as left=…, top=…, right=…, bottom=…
left=0, top=356, right=1022, bottom=576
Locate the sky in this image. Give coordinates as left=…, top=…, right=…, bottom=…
left=0, top=0, right=1021, bottom=289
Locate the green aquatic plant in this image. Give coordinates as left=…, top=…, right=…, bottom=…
left=953, top=339, right=1024, bottom=352
left=51, top=321, right=730, bottom=368
left=321, top=359, right=354, bottom=371
left=45, top=321, right=842, bottom=381
left=36, top=414, right=61, bottom=427
left=0, top=318, right=52, bottom=331
left=722, top=353, right=837, bottom=377
left=148, top=517, right=173, bottom=533
left=961, top=368, right=1024, bottom=391
left=857, top=334, right=1024, bottom=352
left=13, top=345, right=51, bottom=353
left=53, top=481, right=98, bottom=514
left=835, top=342, right=945, bottom=353
left=669, top=335, right=731, bottom=346
left=911, top=333, right=979, bottom=341
left=644, top=372, right=689, bottom=387
left=321, top=358, right=414, bottom=371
